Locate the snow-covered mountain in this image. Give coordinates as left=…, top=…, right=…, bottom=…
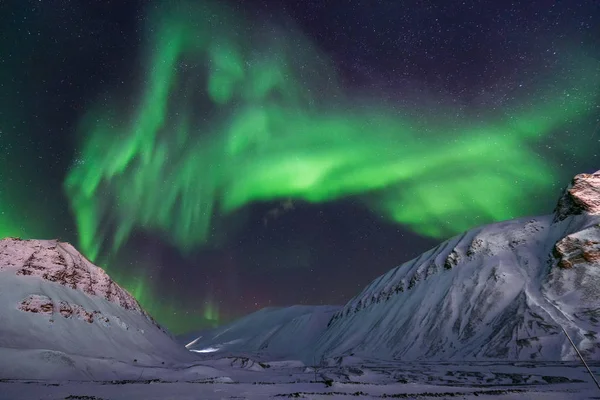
left=0, top=238, right=198, bottom=379
left=314, top=171, right=600, bottom=361
left=186, top=171, right=600, bottom=362
left=184, top=305, right=339, bottom=361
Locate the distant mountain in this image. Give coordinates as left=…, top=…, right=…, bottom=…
left=184, top=305, right=339, bottom=361
left=0, top=239, right=198, bottom=379
left=186, top=171, right=600, bottom=362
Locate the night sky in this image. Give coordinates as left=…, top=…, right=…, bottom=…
left=1, top=0, right=599, bottom=334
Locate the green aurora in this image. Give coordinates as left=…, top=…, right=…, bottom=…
left=107, top=267, right=220, bottom=334
left=64, top=0, right=600, bottom=264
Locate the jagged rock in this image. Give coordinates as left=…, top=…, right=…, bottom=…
left=557, top=228, right=600, bottom=269
left=444, top=249, right=461, bottom=269
left=408, top=272, right=420, bottom=289
left=56, top=301, right=103, bottom=323
left=553, top=225, right=600, bottom=269
left=584, top=250, right=600, bottom=263
left=554, top=171, right=600, bottom=222
left=425, top=260, right=439, bottom=278
left=19, top=294, right=53, bottom=315
left=466, top=238, right=484, bottom=257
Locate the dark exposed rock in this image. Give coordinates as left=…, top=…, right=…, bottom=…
left=554, top=171, right=600, bottom=222
left=19, top=294, right=53, bottom=315
left=444, top=249, right=460, bottom=270
left=553, top=225, right=600, bottom=269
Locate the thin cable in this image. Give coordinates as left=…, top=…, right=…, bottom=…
left=562, top=325, right=600, bottom=392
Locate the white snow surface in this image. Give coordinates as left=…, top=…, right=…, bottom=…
left=0, top=238, right=199, bottom=380
left=1, top=358, right=600, bottom=399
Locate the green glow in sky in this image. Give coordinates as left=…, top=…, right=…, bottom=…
left=103, top=263, right=220, bottom=335
left=64, top=0, right=599, bottom=262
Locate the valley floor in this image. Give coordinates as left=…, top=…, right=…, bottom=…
left=1, top=359, right=600, bottom=399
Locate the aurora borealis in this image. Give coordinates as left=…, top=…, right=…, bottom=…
left=2, top=0, right=599, bottom=334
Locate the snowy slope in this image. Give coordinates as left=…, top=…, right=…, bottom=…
left=314, top=171, right=600, bottom=361
left=185, top=305, right=339, bottom=361
left=0, top=238, right=199, bottom=379
left=183, top=171, right=600, bottom=363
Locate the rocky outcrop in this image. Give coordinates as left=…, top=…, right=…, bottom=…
left=553, top=225, right=600, bottom=269
left=444, top=249, right=461, bottom=270
left=554, top=171, right=600, bottom=222
left=18, top=295, right=114, bottom=325
left=18, top=294, right=53, bottom=315
left=57, top=301, right=106, bottom=324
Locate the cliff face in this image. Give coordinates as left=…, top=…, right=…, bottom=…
left=553, top=225, right=600, bottom=270
left=554, top=171, right=600, bottom=222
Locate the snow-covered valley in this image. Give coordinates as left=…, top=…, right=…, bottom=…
left=1, top=358, right=600, bottom=399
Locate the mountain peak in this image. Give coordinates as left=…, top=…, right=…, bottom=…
left=554, top=171, right=600, bottom=222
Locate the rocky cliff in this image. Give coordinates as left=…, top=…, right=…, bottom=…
left=554, top=171, right=600, bottom=221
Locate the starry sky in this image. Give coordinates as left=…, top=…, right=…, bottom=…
left=1, top=0, right=599, bottom=334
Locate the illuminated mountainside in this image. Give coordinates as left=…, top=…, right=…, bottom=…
left=0, top=239, right=199, bottom=379
left=187, top=171, right=600, bottom=362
